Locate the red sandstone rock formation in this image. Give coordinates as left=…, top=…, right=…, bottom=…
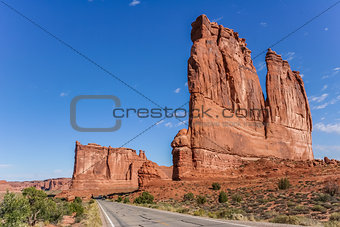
left=66, top=142, right=171, bottom=198
left=172, top=15, right=313, bottom=180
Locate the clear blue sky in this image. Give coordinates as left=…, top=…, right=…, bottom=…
left=0, top=0, right=339, bottom=181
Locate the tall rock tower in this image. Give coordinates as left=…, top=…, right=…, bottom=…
left=171, top=15, right=313, bottom=180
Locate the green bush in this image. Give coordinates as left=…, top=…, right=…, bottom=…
left=330, top=213, right=340, bottom=222
left=183, top=192, right=194, bottom=201
left=193, top=209, right=205, bottom=216
left=231, top=193, right=242, bottom=203
left=278, top=178, right=290, bottom=190
left=22, top=187, right=49, bottom=225
left=89, top=199, right=95, bottom=204
left=271, top=215, right=300, bottom=225
left=74, top=197, right=82, bottom=204
left=311, top=205, right=327, bottom=212
left=271, top=215, right=316, bottom=226
left=0, top=188, right=86, bottom=226
left=218, top=191, right=228, bottom=203
left=116, top=196, right=122, bottom=202
left=134, top=192, right=154, bottom=204
left=196, top=195, right=206, bottom=205
left=0, top=191, right=30, bottom=227
left=324, top=182, right=339, bottom=196
left=40, top=198, right=63, bottom=224
left=212, top=183, right=221, bottom=190
left=316, top=193, right=331, bottom=202
left=123, top=197, right=130, bottom=203
left=69, top=199, right=84, bottom=217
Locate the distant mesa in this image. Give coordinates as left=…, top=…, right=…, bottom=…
left=171, top=15, right=313, bottom=180
left=0, top=178, right=71, bottom=192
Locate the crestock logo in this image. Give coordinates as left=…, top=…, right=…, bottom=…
left=70, top=95, right=121, bottom=132
left=70, top=95, right=268, bottom=132
left=112, top=106, right=268, bottom=119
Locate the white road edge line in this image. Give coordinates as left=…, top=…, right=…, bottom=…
left=97, top=201, right=115, bottom=227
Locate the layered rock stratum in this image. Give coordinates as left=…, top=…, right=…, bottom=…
left=63, top=142, right=171, bottom=198
left=171, top=15, right=313, bottom=180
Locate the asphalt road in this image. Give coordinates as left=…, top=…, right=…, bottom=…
left=97, top=200, right=301, bottom=227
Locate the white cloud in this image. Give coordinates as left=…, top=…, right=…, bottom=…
left=176, top=120, right=188, bottom=127
left=185, top=82, right=188, bottom=87
left=300, top=74, right=304, bottom=78
left=285, top=52, right=295, bottom=61
left=60, top=92, right=68, bottom=97
left=174, top=88, right=180, bottom=93
left=310, top=93, right=328, bottom=103
left=313, top=103, right=328, bottom=110
left=0, top=164, right=12, bottom=168
left=257, top=62, right=266, bottom=71
left=155, top=120, right=164, bottom=126
left=260, top=22, right=267, bottom=27
left=324, top=27, right=329, bottom=31
left=311, top=94, right=340, bottom=109
left=313, top=145, right=340, bottom=160
left=53, top=169, right=63, bottom=174
left=334, top=67, right=340, bottom=71
left=315, top=123, right=340, bottom=134
left=129, top=0, right=140, bottom=6
left=321, top=85, right=328, bottom=91
left=212, top=16, right=223, bottom=22
left=164, top=122, right=173, bottom=128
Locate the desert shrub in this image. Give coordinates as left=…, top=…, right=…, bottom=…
left=216, top=208, right=244, bottom=219
left=324, top=182, right=340, bottom=196
left=212, top=182, right=221, bottom=190
left=316, top=193, right=331, bottom=202
left=324, top=221, right=340, bottom=227
left=0, top=191, right=30, bottom=227
left=116, top=196, right=122, bottom=202
left=89, top=199, right=95, bottom=204
left=176, top=207, right=189, bottom=213
left=134, top=192, right=154, bottom=204
left=330, top=213, right=340, bottom=221
left=74, top=197, right=82, bottom=204
left=22, top=187, right=49, bottom=225
left=40, top=198, right=63, bottom=224
left=69, top=199, right=84, bottom=217
left=278, top=178, right=290, bottom=190
left=271, top=215, right=301, bottom=225
left=183, top=192, right=194, bottom=201
left=312, top=205, right=327, bottom=212
left=196, top=195, right=206, bottom=205
left=193, top=209, right=205, bottom=216
left=218, top=191, right=228, bottom=203
left=123, top=197, right=130, bottom=203
left=271, top=215, right=316, bottom=226
left=231, top=193, right=242, bottom=203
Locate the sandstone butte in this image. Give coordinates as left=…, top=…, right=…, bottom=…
left=171, top=15, right=313, bottom=180
left=57, top=141, right=172, bottom=199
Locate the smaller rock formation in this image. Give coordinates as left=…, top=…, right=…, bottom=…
left=63, top=141, right=171, bottom=199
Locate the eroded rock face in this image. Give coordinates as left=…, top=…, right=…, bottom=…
left=68, top=141, right=170, bottom=197
left=172, top=15, right=313, bottom=180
